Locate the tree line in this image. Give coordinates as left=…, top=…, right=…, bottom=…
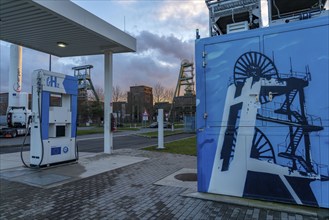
left=92, top=82, right=174, bottom=104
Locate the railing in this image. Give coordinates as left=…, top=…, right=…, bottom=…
left=278, top=66, right=311, bottom=82
left=259, top=107, right=289, bottom=122
left=313, top=162, right=329, bottom=179
left=260, top=106, right=323, bottom=128
left=206, top=0, right=258, bottom=11
left=276, top=136, right=329, bottom=178
left=276, top=147, right=317, bottom=176
left=307, top=114, right=323, bottom=127
left=227, top=68, right=311, bottom=86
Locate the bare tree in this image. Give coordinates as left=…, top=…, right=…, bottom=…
left=92, top=85, right=126, bottom=102
left=164, top=87, right=175, bottom=103
left=112, top=85, right=125, bottom=102
left=153, top=82, right=165, bottom=103
left=94, top=86, right=104, bottom=102
left=120, top=89, right=127, bottom=102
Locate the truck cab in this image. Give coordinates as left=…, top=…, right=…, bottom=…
left=7, top=106, right=31, bottom=128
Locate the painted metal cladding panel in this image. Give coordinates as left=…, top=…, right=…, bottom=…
left=196, top=16, right=329, bottom=208
left=196, top=38, right=216, bottom=192
left=261, top=22, right=329, bottom=208
left=204, top=36, right=260, bottom=127
left=196, top=129, right=219, bottom=192
left=195, top=38, right=205, bottom=133
left=196, top=39, right=208, bottom=192
left=63, top=75, right=78, bottom=95
left=41, top=91, right=49, bottom=140
left=71, top=95, right=77, bottom=138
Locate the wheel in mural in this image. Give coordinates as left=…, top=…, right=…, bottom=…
left=233, top=51, right=279, bottom=86
left=250, top=127, right=276, bottom=163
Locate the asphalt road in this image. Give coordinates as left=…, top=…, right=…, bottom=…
left=0, top=132, right=195, bottom=154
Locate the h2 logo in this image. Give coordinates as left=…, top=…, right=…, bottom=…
left=46, top=76, right=59, bottom=88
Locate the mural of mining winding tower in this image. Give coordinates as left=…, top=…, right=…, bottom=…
left=208, top=51, right=328, bottom=206
left=197, top=0, right=328, bottom=210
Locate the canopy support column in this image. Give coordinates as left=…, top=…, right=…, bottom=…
left=104, top=51, right=113, bottom=154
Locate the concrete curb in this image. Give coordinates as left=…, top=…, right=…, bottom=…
left=183, top=192, right=329, bottom=219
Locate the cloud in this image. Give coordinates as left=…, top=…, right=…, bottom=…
left=109, top=31, right=193, bottom=93
left=74, top=0, right=209, bottom=40
left=70, top=30, right=193, bottom=93
left=1, top=0, right=206, bottom=94
left=158, top=1, right=207, bottom=22
left=155, top=0, right=209, bottom=38
left=116, top=0, right=138, bottom=6
left=136, top=31, right=194, bottom=61
left=0, top=29, right=193, bottom=94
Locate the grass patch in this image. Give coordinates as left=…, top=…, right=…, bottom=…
left=77, top=126, right=140, bottom=135
left=139, top=130, right=184, bottom=138
left=173, top=124, right=184, bottom=129
left=143, top=136, right=196, bottom=156
left=117, top=127, right=140, bottom=131
left=77, top=127, right=104, bottom=135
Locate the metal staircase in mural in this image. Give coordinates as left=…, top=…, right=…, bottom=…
left=230, top=51, right=328, bottom=180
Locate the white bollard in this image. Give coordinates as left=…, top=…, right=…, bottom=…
left=157, top=109, right=164, bottom=149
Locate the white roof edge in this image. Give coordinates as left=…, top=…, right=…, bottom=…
left=32, top=0, right=136, bottom=53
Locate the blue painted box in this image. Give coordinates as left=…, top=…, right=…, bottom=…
left=196, top=16, right=329, bottom=208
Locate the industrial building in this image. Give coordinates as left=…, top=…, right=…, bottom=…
left=127, top=86, right=153, bottom=123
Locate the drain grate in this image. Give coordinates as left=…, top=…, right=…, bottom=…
left=174, top=173, right=197, bottom=182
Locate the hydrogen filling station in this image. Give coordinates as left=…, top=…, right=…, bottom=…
left=0, top=0, right=136, bottom=167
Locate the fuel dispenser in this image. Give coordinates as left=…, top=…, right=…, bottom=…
left=30, top=70, right=78, bottom=167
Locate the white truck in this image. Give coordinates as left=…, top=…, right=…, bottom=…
left=0, top=44, right=31, bottom=138
left=1, top=93, right=31, bottom=138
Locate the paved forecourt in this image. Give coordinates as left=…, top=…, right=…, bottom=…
left=0, top=149, right=326, bottom=219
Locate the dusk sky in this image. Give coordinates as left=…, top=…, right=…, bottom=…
left=0, top=0, right=209, bottom=94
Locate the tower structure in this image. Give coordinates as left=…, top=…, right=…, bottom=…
left=170, top=60, right=196, bottom=122
left=73, top=65, right=99, bottom=124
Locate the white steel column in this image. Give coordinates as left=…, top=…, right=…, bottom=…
left=157, top=109, right=164, bottom=149
left=260, top=0, right=270, bottom=27
left=104, top=51, right=113, bottom=154
left=9, top=45, right=22, bottom=97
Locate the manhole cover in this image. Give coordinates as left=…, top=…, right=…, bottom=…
left=174, top=173, right=197, bottom=182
